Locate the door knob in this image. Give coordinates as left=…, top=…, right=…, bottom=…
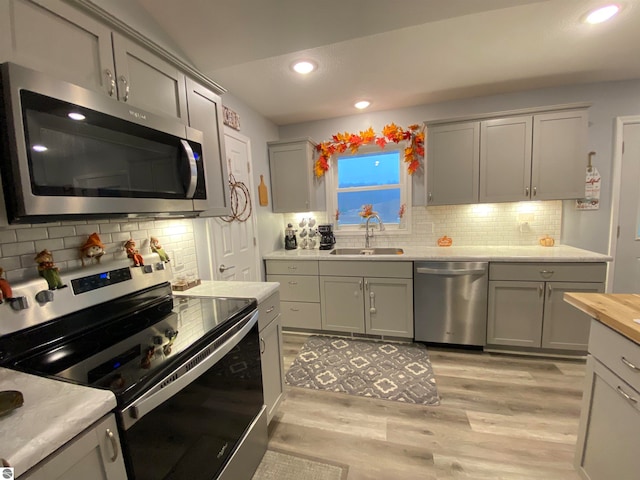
left=219, top=264, right=235, bottom=273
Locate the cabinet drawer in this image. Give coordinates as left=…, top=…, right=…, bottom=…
left=489, top=262, right=606, bottom=282
left=280, top=301, right=322, bottom=330
left=258, top=291, right=280, bottom=331
left=319, top=261, right=412, bottom=278
left=266, top=274, right=319, bottom=302
left=589, top=319, right=640, bottom=393
left=265, top=260, right=318, bottom=275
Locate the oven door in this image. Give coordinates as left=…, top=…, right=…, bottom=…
left=118, top=310, right=266, bottom=480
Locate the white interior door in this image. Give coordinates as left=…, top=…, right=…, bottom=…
left=195, top=130, right=260, bottom=282
left=610, top=118, right=640, bottom=293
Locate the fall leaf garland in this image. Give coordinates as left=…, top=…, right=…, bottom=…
left=314, top=123, right=425, bottom=177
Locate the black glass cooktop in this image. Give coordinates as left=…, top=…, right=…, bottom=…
left=0, top=284, right=256, bottom=405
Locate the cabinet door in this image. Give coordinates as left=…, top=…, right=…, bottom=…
left=260, top=314, right=284, bottom=424
left=532, top=109, right=587, bottom=200
left=3, top=0, right=116, bottom=94
left=185, top=77, right=230, bottom=215
left=577, top=357, right=640, bottom=479
left=319, top=276, right=365, bottom=333
left=21, top=414, right=127, bottom=480
left=112, top=32, right=188, bottom=122
left=487, top=281, right=544, bottom=347
left=426, top=121, right=479, bottom=205
left=365, top=277, right=413, bottom=338
left=269, top=139, right=323, bottom=213
left=541, top=282, right=604, bottom=351
left=479, top=116, right=532, bottom=203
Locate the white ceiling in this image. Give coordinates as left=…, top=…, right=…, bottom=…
left=135, top=0, right=640, bottom=126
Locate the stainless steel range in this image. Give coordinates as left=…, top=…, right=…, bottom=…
left=0, top=258, right=267, bottom=480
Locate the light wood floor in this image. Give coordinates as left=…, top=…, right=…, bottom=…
left=267, top=332, right=586, bottom=480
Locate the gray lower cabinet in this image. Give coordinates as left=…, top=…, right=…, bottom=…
left=265, top=260, right=321, bottom=330
left=319, top=261, right=414, bottom=338
left=21, top=414, right=127, bottom=480
left=487, top=263, right=606, bottom=352
left=258, top=291, right=284, bottom=424
left=575, top=320, right=640, bottom=479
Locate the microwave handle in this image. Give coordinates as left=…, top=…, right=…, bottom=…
left=180, top=139, right=198, bottom=198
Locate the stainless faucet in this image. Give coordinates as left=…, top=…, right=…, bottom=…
left=364, top=214, right=385, bottom=248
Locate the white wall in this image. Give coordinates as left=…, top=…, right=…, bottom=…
left=279, top=79, right=640, bottom=254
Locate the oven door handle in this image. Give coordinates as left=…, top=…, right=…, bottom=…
left=121, top=309, right=258, bottom=430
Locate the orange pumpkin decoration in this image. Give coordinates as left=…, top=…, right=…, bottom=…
left=437, top=235, right=453, bottom=247
left=539, top=235, right=555, bottom=247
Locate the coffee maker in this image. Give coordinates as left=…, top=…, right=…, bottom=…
left=318, top=224, right=336, bottom=250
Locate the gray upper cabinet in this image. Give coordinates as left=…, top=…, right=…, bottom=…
left=428, top=107, right=588, bottom=206
left=426, top=121, right=480, bottom=206
left=2, top=0, right=189, bottom=123
left=479, top=116, right=533, bottom=203
left=0, top=0, right=115, bottom=92
left=268, top=138, right=325, bottom=213
left=185, top=77, right=230, bottom=215
left=111, top=32, right=188, bottom=122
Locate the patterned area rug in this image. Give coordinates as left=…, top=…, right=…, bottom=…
left=252, top=450, right=348, bottom=480
left=285, top=335, right=440, bottom=405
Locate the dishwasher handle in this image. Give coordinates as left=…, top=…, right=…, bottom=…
left=416, top=267, right=486, bottom=276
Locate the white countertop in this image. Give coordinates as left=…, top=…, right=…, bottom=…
left=263, top=245, right=611, bottom=262
left=172, top=280, right=280, bottom=303
left=0, top=368, right=116, bottom=477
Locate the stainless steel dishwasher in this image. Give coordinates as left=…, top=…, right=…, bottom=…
left=414, top=261, right=488, bottom=346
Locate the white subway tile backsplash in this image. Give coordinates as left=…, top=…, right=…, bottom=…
left=16, top=227, right=49, bottom=242
left=47, top=226, right=77, bottom=238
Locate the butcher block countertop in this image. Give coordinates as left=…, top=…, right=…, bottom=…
left=564, top=293, right=640, bottom=345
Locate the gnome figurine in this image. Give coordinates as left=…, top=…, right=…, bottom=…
left=150, top=236, right=170, bottom=263
left=80, top=232, right=106, bottom=267
left=0, top=267, right=13, bottom=303
left=34, top=249, right=66, bottom=290
left=124, top=239, right=144, bottom=267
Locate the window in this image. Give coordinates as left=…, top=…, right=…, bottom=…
left=327, top=145, right=410, bottom=232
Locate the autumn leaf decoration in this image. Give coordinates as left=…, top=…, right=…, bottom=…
left=314, top=123, right=425, bottom=177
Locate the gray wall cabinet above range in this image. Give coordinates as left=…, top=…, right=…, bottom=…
left=425, top=106, right=589, bottom=206
left=0, top=0, right=230, bottom=216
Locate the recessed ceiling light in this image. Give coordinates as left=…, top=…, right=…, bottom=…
left=585, top=4, right=620, bottom=24
left=354, top=100, right=371, bottom=110
left=292, top=61, right=316, bottom=75
left=32, top=145, right=48, bottom=152
left=68, top=112, right=86, bottom=121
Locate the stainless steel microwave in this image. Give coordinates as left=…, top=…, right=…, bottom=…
left=0, top=63, right=211, bottom=224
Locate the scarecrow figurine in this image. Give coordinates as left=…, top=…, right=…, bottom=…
left=124, top=239, right=144, bottom=267
left=150, top=236, right=170, bottom=263
left=0, top=267, right=13, bottom=303
left=80, top=232, right=106, bottom=267
left=34, top=249, right=66, bottom=290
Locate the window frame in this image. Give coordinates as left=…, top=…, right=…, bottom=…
left=325, top=143, right=411, bottom=236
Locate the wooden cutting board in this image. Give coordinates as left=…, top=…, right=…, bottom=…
left=258, top=175, right=268, bottom=206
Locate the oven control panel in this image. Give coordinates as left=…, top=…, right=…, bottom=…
left=71, top=267, right=133, bottom=294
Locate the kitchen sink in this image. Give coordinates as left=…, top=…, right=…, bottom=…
left=330, top=248, right=404, bottom=255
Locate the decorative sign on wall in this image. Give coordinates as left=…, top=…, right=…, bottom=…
left=223, top=105, right=241, bottom=130
left=576, top=153, right=601, bottom=210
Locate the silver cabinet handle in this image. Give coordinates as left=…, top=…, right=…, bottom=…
left=428, top=192, right=433, bottom=203
left=533, top=186, right=537, bottom=197
left=260, top=337, right=266, bottom=354
left=290, top=307, right=300, bottom=312
left=621, top=357, right=640, bottom=371
left=540, top=270, right=554, bottom=279
left=547, top=284, right=552, bottom=298
left=119, top=75, right=130, bottom=102
left=219, top=264, right=235, bottom=273
left=616, top=386, right=638, bottom=404
left=359, top=280, right=363, bottom=290
left=106, top=428, right=118, bottom=462
left=369, top=290, right=376, bottom=314
left=265, top=306, right=275, bottom=314
left=288, top=281, right=298, bottom=285
left=180, top=139, right=198, bottom=198
left=525, top=186, right=530, bottom=197
left=538, top=284, right=543, bottom=297
left=105, top=69, right=116, bottom=97
left=287, top=266, right=298, bottom=270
